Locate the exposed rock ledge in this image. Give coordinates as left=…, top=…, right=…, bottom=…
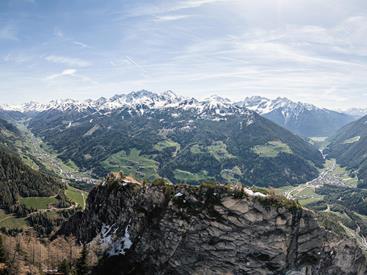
left=59, top=175, right=367, bottom=275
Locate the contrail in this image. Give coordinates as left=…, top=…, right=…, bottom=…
left=125, top=55, right=149, bottom=78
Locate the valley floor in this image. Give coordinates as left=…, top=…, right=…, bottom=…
left=16, top=121, right=100, bottom=185
left=275, top=158, right=358, bottom=206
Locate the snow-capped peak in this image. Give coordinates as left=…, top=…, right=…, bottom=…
left=101, top=90, right=184, bottom=111
left=0, top=91, right=322, bottom=124
left=200, top=95, right=232, bottom=110
left=0, top=101, right=48, bottom=113
left=161, top=90, right=181, bottom=101
left=239, top=96, right=319, bottom=116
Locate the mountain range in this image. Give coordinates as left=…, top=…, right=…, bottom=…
left=23, top=91, right=327, bottom=187
left=1, top=90, right=367, bottom=274
left=240, top=96, right=355, bottom=137
left=0, top=90, right=325, bottom=187
left=1, top=91, right=354, bottom=138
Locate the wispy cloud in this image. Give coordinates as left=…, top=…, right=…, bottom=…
left=170, top=0, right=227, bottom=11
left=3, top=53, right=33, bottom=63
left=126, top=0, right=226, bottom=18
left=73, top=41, right=90, bottom=48
left=54, top=29, right=64, bottom=38
left=46, top=69, right=77, bottom=80
left=45, top=55, right=91, bottom=67
left=2, top=0, right=367, bottom=109
left=54, top=29, right=90, bottom=49
left=154, top=15, right=192, bottom=22
left=125, top=56, right=149, bottom=77
left=45, top=68, right=96, bottom=84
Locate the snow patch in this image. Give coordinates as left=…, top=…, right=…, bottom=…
left=100, top=222, right=133, bottom=257
left=243, top=188, right=267, bottom=198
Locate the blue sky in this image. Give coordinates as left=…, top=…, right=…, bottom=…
left=1, top=0, right=367, bottom=109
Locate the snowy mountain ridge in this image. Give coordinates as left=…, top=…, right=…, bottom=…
left=0, top=91, right=354, bottom=137
left=1, top=90, right=325, bottom=116
left=0, top=90, right=252, bottom=118
left=238, top=96, right=324, bottom=117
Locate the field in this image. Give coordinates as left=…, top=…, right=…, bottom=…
left=190, top=142, right=235, bottom=161
left=65, top=186, right=87, bottom=209
left=154, top=139, right=181, bottom=156
left=274, top=185, right=324, bottom=206
left=173, top=169, right=213, bottom=183
left=190, top=144, right=203, bottom=154
left=308, top=137, right=329, bottom=150
left=101, top=148, right=160, bottom=180
left=19, top=196, right=57, bottom=210
left=343, top=136, right=360, bottom=144
left=0, top=209, right=28, bottom=229
left=252, top=140, right=292, bottom=157
left=220, top=166, right=243, bottom=182
left=207, top=141, right=236, bottom=161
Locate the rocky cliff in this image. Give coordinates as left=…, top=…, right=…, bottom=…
left=60, top=173, right=367, bottom=275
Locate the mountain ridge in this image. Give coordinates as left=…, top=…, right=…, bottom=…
left=239, top=96, right=355, bottom=137
left=1, top=91, right=354, bottom=137
left=0, top=120, right=65, bottom=214
left=326, top=114, right=367, bottom=186
left=25, top=93, right=323, bottom=187
left=0, top=90, right=347, bottom=116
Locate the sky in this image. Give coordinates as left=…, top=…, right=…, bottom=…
left=1, top=0, right=367, bottom=109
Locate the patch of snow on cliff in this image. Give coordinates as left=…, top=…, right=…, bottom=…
left=100, top=222, right=133, bottom=257
left=243, top=188, right=267, bottom=198
left=107, top=225, right=133, bottom=256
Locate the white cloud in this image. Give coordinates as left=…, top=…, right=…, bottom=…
left=54, top=29, right=64, bottom=38
left=3, top=53, right=33, bottom=63
left=126, top=0, right=227, bottom=17
left=2, top=0, right=367, bottom=109
left=154, top=15, right=192, bottom=22
left=169, top=0, right=227, bottom=11
left=125, top=56, right=150, bottom=77
left=45, top=55, right=91, bottom=67
left=73, top=41, right=90, bottom=48
left=332, top=16, right=367, bottom=56
left=45, top=69, right=97, bottom=85
left=46, top=69, right=77, bottom=80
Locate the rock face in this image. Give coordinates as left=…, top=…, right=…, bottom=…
left=60, top=175, right=367, bottom=275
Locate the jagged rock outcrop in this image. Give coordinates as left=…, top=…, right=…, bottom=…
left=59, top=174, right=367, bottom=275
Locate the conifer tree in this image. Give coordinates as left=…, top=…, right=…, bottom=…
left=0, top=236, right=6, bottom=263
left=76, top=244, right=88, bottom=275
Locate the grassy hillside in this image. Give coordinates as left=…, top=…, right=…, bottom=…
left=0, top=119, right=65, bottom=214
left=326, top=115, right=367, bottom=185
left=29, top=108, right=323, bottom=187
